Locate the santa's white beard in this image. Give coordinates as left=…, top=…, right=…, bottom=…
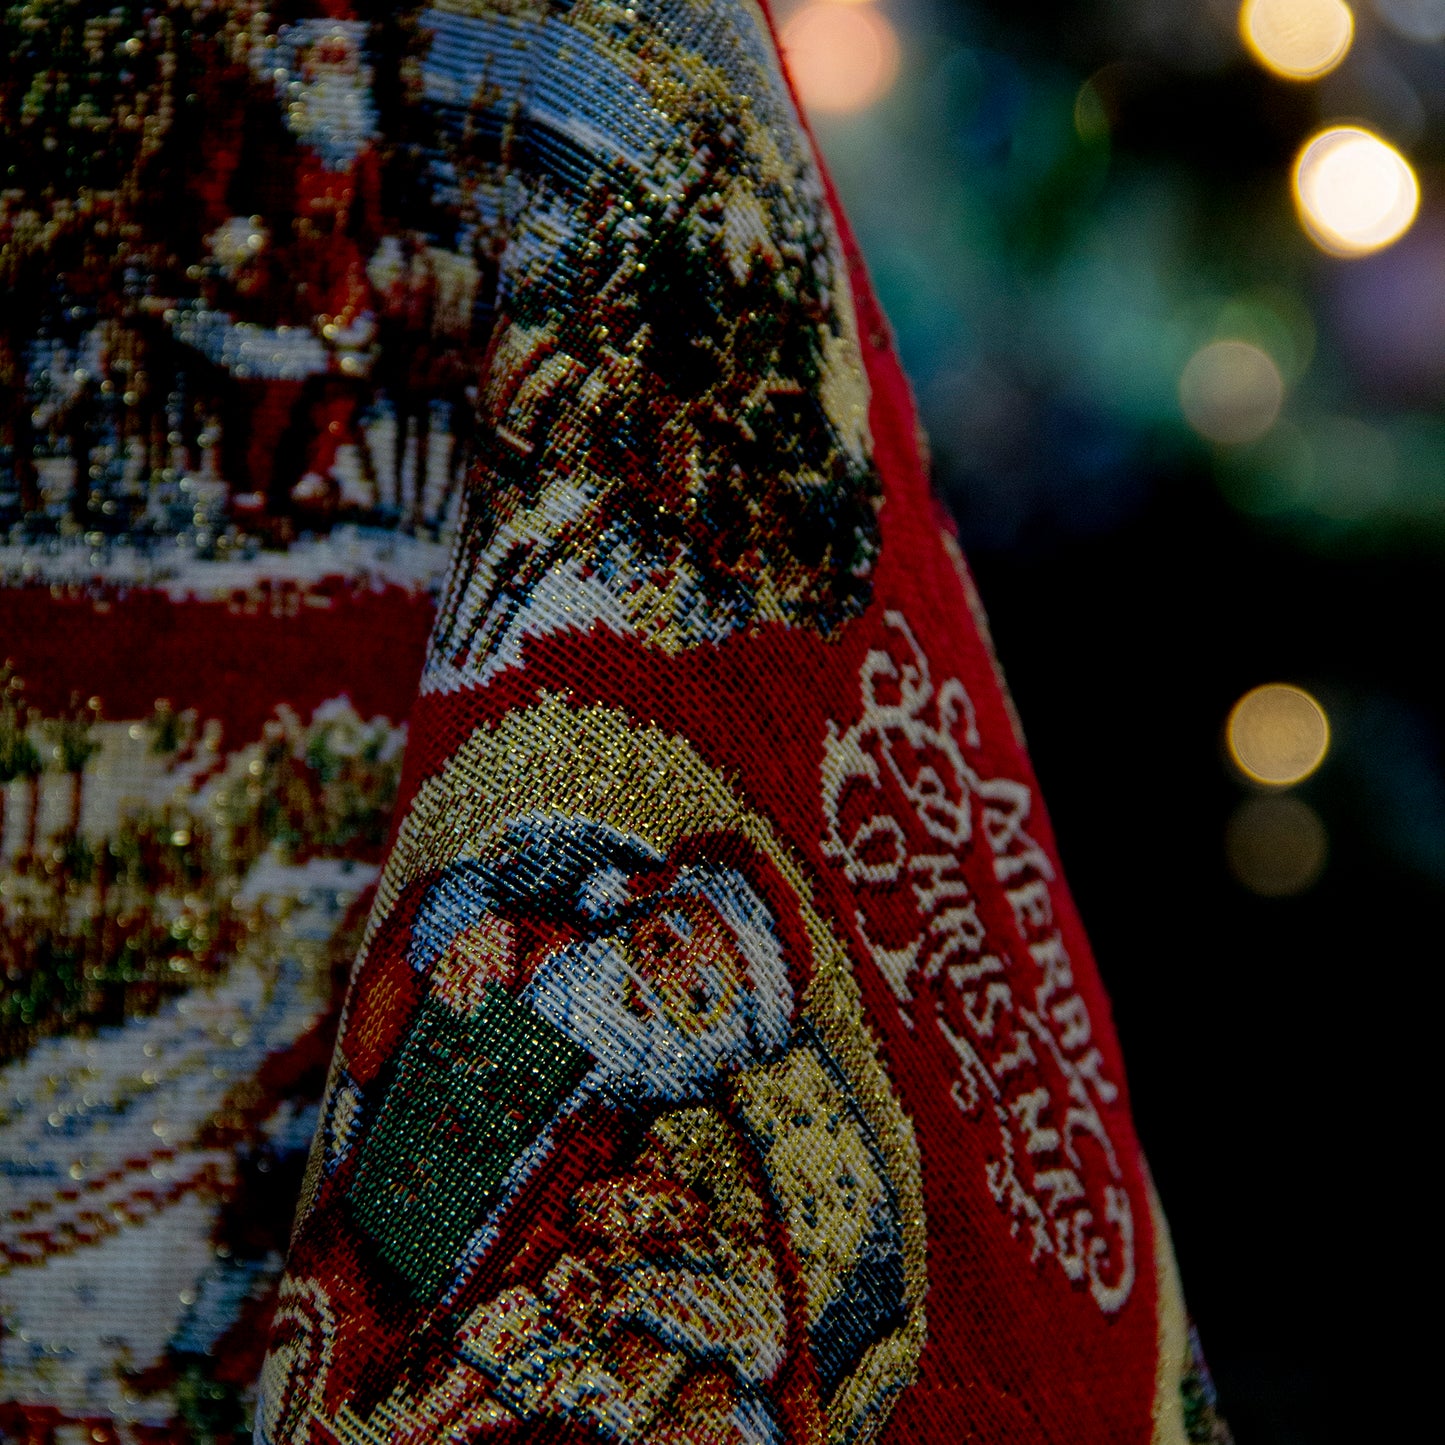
left=286, top=72, right=377, bottom=168
left=525, top=936, right=764, bottom=1105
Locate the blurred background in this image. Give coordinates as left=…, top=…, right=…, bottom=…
left=777, top=1, right=1443, bottom=1440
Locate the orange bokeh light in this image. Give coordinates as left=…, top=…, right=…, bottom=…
left=782, top=2, right=902, bottom=116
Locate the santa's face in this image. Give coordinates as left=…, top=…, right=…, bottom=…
left=623, top=893, right=749, bottom=1036
left=521, top=871, right=792, bottom=1106
left=259, top=18, right=378, bottom=171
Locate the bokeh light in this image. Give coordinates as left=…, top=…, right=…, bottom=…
left=1227, top=683, right=1330, bottom=785
left=782, top=1, right=902, bottom=116
left=1179, top=340, right=1285, bottom=445
left=1240, top=0, right=1355, bottom=80
left=1226, top=795, right=1329, bottom=895
left=1293, top=126, right=1420, bottom=256
left=1073, top=76, right=1111, bottom=143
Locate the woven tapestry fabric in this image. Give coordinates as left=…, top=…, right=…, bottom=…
left=0, top=2, right=1229, bottom=1442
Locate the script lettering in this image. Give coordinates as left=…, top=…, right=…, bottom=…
left=821, top=611, right=1134, bottom=1312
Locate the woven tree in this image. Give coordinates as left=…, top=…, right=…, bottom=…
left=0, top=669, right=41, bottom=859
left=0, top=670, right=42, bottom=865
left=45, top=693, right=102, bottom=837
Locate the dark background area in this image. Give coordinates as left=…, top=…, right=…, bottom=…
left=971, top=468, right=1438, bottom=1445
left=783, top=0, right=1445, bottom=1438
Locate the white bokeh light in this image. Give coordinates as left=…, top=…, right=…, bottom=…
left=1293, top=126, right=1420, bottom=256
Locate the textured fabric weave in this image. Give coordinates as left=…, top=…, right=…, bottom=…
left=0, top=2, right=1228, bottom=1442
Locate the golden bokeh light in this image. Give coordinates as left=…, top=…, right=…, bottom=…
left=1179, top=340, right=1285, bottom=446
left=1226, top=795, right=1328, bottom=896
left=1227, top=683, right=1330, bottom=786
left=1293, top=126, right=1420, bottom=256
left=781, top=1, right=902, bottom=116
left=1073, top=78, right=1110, bottom=142
left=1240, top=0, right=1354, bottom=80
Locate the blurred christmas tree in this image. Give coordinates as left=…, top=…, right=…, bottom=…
left=784, top=0, right=1444, bottom=551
